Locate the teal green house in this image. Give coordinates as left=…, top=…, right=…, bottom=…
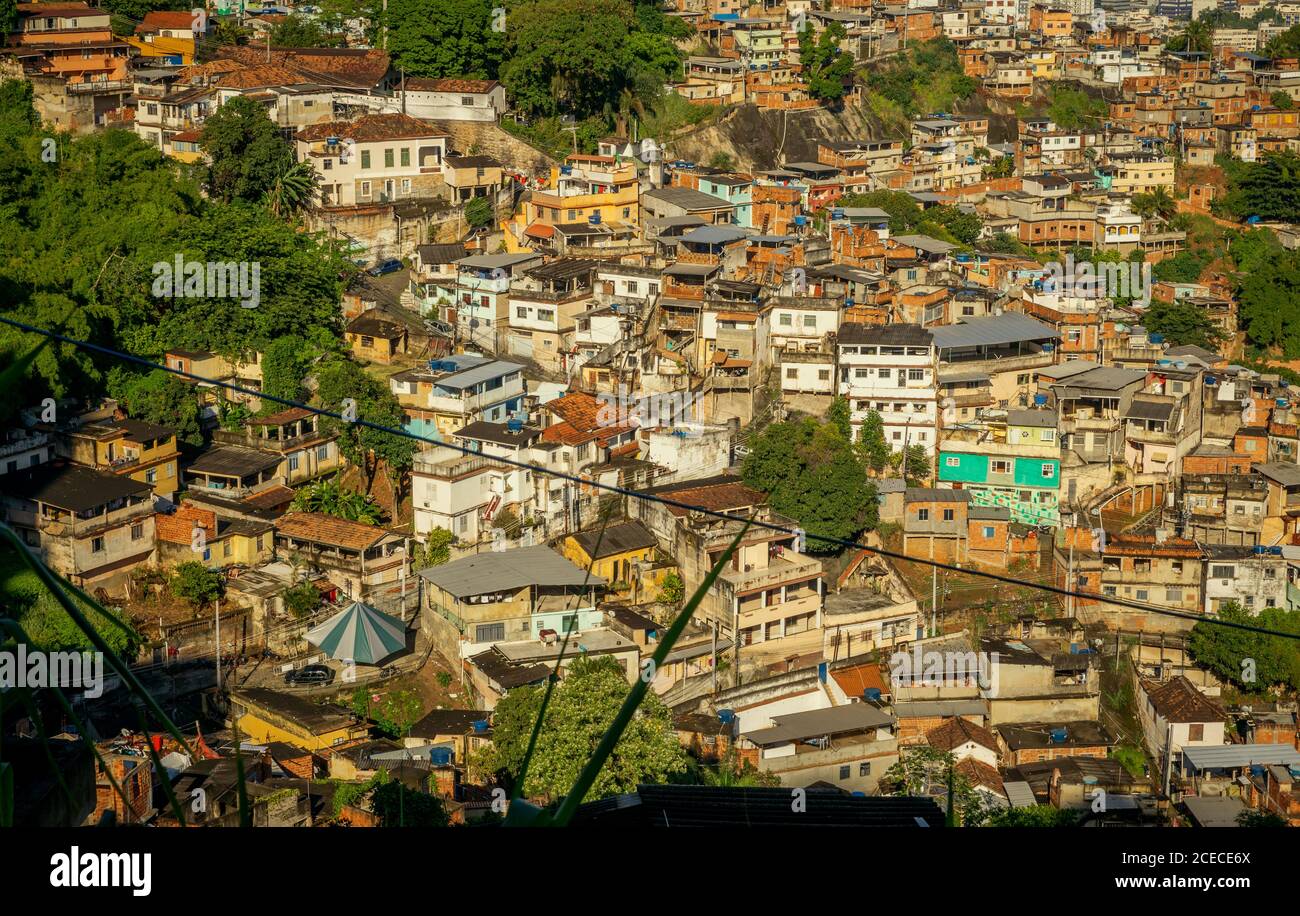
left=938, top=450, right=1060, bottom=526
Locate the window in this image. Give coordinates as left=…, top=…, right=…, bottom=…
left=803, top=315, right=817, bottom=328
left=1041, top=463, right=1055, bottom=479
left=917, top=508, right=930, bottom=521
left=516, top=306, right=528, bottom=318
left=317, top=445, right=330, bottom=460
left=537, top=308, right=555, bottom=323
left=858, top=762, right=871, bottom=777
left=360, top=180, right=371, bottom=196
left=91, top=537, right=104, bottom=553
left=990, top=459, right=1012, bottom=474
left=322, top=158, right=332, bottom=170
left=838, top=766, right=851, bottom=780
left=400, top=148, right=410, bottom=167
left=946, top=456, right=959, bottom=467
left=942, top=508, right=954, bottom=521
left=461, top=96, right=474, bottom=106
left=1166, top=587, right=1182, bottom=602
left=818, top=369, right=830, bottom=381
left=786, top=368, right=798, bottom=379
left=1188, top=724, right=1204, bottom=741
left=288, top=455, right=300, bottom=472
left=475, top=623, right=506, bottom=642
left=1135, top=589, right=1149, bottom=601
left=779, top=313, right=792, bottom=326
left=384, top=148, right=394, bottom=168
left=361, top=150, right=371, bottom=169
left=908, top=368, right=925, bottom=381
left=131, top=524, right=144, bottom=541
left=1211, top=564, right=1234, bottom=579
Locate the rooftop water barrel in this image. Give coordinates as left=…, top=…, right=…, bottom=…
left=429, top=747, right=453, bottom=766
left=718, top=709, right=736, bottom=724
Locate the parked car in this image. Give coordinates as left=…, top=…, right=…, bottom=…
left=284, top=664, right=334, bottom=686
left=367, top=258, right=403, bottom=277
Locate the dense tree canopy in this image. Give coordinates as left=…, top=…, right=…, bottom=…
left=1189, top=602, right=1300, bottom=692
left=799, top=22, right=854, bottom=103
left=742, top=414, right=879, bottom=553
left=472, top=655, right=688, bottom=801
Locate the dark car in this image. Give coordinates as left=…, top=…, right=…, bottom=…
left=284, top=664, right=334, bottom=686
left=366, top=258, right=403, bottom=277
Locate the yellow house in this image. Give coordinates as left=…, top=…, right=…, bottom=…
left=560, top=520, right=659, bottom=599
left=1025, top=49, right=1059, bottom=80
left=123, top=34, right=195, bottom=66
left=156, top=503, right=273, bottom=569
left=55, top=413, right=181, bottom=501
left=231, top=688, right=369, bottom=753
left=508, top=154, right=639, bottom=251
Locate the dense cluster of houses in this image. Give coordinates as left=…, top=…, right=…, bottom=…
left=6, top=0, right=1300, bottom=828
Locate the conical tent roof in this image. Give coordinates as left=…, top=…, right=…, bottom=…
left=305, top=601, right=407, bottom=665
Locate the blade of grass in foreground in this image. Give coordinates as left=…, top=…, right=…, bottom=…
left=545, top=514, right=755, bottom=827
left=0, top=525, right=195, bottom=758
left=503, top=503, right=617, bottom=826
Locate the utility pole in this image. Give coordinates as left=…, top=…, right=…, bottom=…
left=265, top=30, right=270, bottom=63
left=930, top=564, right=937, bottom=636
left=214, top=596, right=221, bottom=691
left=1066, top=540, right=1075, bottom=619
left=711, top=621, right=718, bottom=694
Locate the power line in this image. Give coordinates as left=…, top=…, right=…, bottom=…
left=2, top=314, right=1298, bottom=642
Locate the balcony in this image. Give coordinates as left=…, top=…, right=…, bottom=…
left=31, top=500, right=154, bottom=539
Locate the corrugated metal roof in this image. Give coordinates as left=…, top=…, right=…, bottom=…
left=1182, top=744, right=1300, bottom=771
left=1003, top=780, right=1038, bottom=808
left=420, top=545, right=604, bottom=597
left=930, top=313, right=1061, bottom=350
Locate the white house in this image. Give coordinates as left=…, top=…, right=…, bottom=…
left=837, top=322, right=939, bottom=455
left=401, top=78, right=507, bottom=122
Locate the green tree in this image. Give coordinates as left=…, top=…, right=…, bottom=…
left=369, top=780, right=448, bottom=826
left=857, top=409, right=891, bottom=475
left=385, top=0, right=504, bottom=80
left=0, top=0, right=18, bottom=36
left=282, top=581, right=322, bottom=619
left=260, top=334, right=314, bottom=404
left=986, top=804, right=1081, bottom=827
left=200, top=95, right=295, bottom=206
left=1272, top=90, right=1295, bottom=110
left=315, top=357, right=418, bottom=491
left=1166, top=19, right=1212, bottom=53
left=1237, top=809, right=1287, bottom=827
left=1142, top=299, right=1224, bottom=351
left=903, top=443, right=931, bottom=484
left=464, top=195, right=494, bottom=229
left=269, top=13, right=340, bottom=47
left=696, top=746, right=780, bottom=787
left=471, top=655, right=688, bottom=801
left=291, top=476, right=384, bottom=524
left=656, top=570, right=684, bottom=605
left=1130, top=186, right=1176, bottom=221
left=107, top=367, right=205, bottom=447
left=267, top=160, right=319, bottom=220
left=1238, top=249, right=1300, bottom=356
left=798, top=22, right=854, bottom=102
left=169, top=561, right=223, bottom=605
left=373, top=688, right=423, bottom=738
left=742, top=415, right=879, bottom=552
left=708, top=151, right=736, bottom=171
left=1045, top=84, right=1109, bottom=130
left=1267, top=24, right=1300, bottom=57
left=411, top=528, right=454, bottom=570
left=827, top=395, right=852, bottom=441
left=1188, top=601, right=1300, bottom=691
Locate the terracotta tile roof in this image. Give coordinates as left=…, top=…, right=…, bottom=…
left=540, top=391, right=635, bottom=446
left=157, top=504, right=216, bottom=545
left=1103, top=534, right=1202, bottom=558
left=274, top=512, right=392, bottom=552
left=925, top=717, right=1000, bottom=754
left=137, top=10, right=198, bottom=32
left=1143, top=676, right=1226, bottom=723
left=954, top=757, right=1005, bottom=795
left=654, top=479, right=766, bottom=517
left=254, top=406, right=315, bottom=426
left=213, top=46, right=391, bottom=89
left=242, top=484, right=295, bottom=512
left=405, top=77, right=499, bottom=93
left=211, top=65, right=312, bottom=90
left=295, top=113, right=448, bottom=143
left=830, top=661, right=889, bottom=699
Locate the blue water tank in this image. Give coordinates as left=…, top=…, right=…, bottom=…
left=794, top=215, right=807, bottom=227
left=507, top=417, right=524, bottom=432
left=1149, top=334, right=1165, bottom=344
left=864, top=688, right=882, bottom=702
left=1205, top=375, right=1218, bottom=386
left=429, top=747, right=453, bottom=766
left=831, top=208, right=845, bottom=220
left=718, top=709, right=736, bottom=725
left=1034, top=393, right=1049, bottom=407
left=1049, top=727, right=1068, bottom=743
left=472, top=719, right=489, bottom=733
left=589, top=211, right=602, bottom=225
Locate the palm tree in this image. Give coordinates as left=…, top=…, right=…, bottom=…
left=268, top=160, right=318, bottom=220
